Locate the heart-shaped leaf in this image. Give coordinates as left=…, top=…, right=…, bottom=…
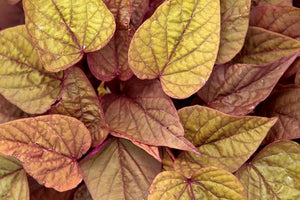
left=216, top=0, right=251, bottom=64
left=80, top=138, right=161, bottom=200
left=128, top=0, right=220, bottom=98
left=87, top=29, right=133, bottom=81
left=0, top=95, right=30, bottom=124
left=148, top=167, right=245, bottom=200
left=49, top=67, right=109, bottom=147
left=0, top=25, right=63, bottom=114
left=235, top=140, right=300, bottom=200
left=236, top=26, right=300, bottom=65
left=0, top=115, right=91, bottom=192
left=23, top=0, right=116, bottom=72
left=177, top=106, right=277, bottom=172
left=257, top=86, right=300, bottom=143
left=250, top=6, right=300, bottom=40
left=198, top=52, right=299, bottom=115
left=102, top=78, right=199, bottom=153
left=0, top=153, right=29, bottom=200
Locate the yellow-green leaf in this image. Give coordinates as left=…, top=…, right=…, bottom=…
left=148, top=167, right=245, bottom=200
left=23, top=0, right=116, bottom=72
left=0, top=115, right=91, bottom=192
left=80, top=138, right=161, bottom=200
left=128, top=0, right=220, bottom=99
left=0, top=25, right=63, bottom=114
left=162, top=148, right=175, bottom=171
left=235, top=141, right=300, bottom=200
left=0, top=154, right=29, bottom=200
left=177, top=105, right=277, bottom=172
left=49, top=67, right=109, bottom=147
left=216, top=0, right=251, bottom=64
left=236, top=26, right=300, bottom=65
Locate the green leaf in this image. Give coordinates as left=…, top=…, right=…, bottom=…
left=148, top=167, right=245, bottom=200
left=128, top=0, right=220, bottom=99
left=80, top=138, right=161, bottom=200
left=23, top=0, right=116, bottom=72
left=177, top=105, right=277, bottom=172
left=250, top=5, right=300, bottom=40
left=236, top=26, right=300, bottom=65
left=0, top=153, right=29, bottom=200
left=0, top=115, right=91, bottom=192
left=257, top=86, right=300, bottom=143
left=0, top=95, right=30, bottom=124
left=216, top=0, right=251, bottom=64
left=102, top=78, right=199, bottom=153
left=198, top=53, right=299, bottom=115
left=87, top=29, right=133, bottom=81
left=235, top=140, right=300, bottom=200
left=49, top=67, right=109, bottom=147
left=0, top=25, right=63, bottom=114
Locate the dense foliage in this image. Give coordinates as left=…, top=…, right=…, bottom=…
left=1, top=0, right=300, bottom=199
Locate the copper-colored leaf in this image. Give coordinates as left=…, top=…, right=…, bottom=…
left=104, top=0, right=131, bottom=29
left=0, top=0, right=24, bottom=29
left=0, top=115, right=91, bottom=192
left=49, top=67, right=108, bottom=147
left=177, top=106, right=277, bottom=172
left=0, top=153, right=29, bottom=200
left=23, top=0, right=116, bottom=72
left=250, top=5, right=300, bottom=40
left=80, top=138, right=161, bottom=200
left=130, top=0, right=149, bottom=28
left=102, top=78, right=199, bottom=153
left=253, top=0, right=293, bottom=6
left=216, top=0, right=251, bottom=64
left=0, top=25, right=63, bottom=114
left=73, top=184, right=92, bottom=200
left=235, top=141, right=300, bottom=200
left=130, top=140, right=161, bottom=162
left=236, top=26, right=300, bottom=65
left=148, top=167, right=245, bottom=200
left=87, top=29, right=133, bottom=81
left=258, top=86, right=300, bottom=143
left=198, top=53, right=298, bottom=115
left=0, top=95, right=30, bottom=124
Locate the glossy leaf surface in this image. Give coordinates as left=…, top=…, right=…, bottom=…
left=148, top=167, right=245, bottom=200
left=0, top=25, right=63, bottom=114
left=177, top=106, right=277, bottom=172
left=49, top=67, right=108, bottom=146
left=216, top=0, right=251, bottom=64
left=235, top=141, right=300, bottom=200
left=198, top=53, right=299, bottom=115
left=0, top=115, right=91, bottom=191
left=23, top=0, right=116, bottom=72
left=102, top=78, right=199, bottom=153
left=128, top=0, right=220, bottom=98
left=0, top=154, right=29, bottom=200
left=80, top=138, right=161, bottom=200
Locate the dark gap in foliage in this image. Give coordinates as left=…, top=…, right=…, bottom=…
left=294, top=0, right=300, bottom=7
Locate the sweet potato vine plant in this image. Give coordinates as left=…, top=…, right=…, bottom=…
left=1, top=0, right=300, bottom=199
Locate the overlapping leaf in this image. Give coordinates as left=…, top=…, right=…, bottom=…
left=0, top=0, right=24, bottom=29
left=258, top=86, right=300, bottom=143
left=103, top=0, right=131, bottom=29
left=49, top=67, right=108, bottom=147
left=0, top=115, right=91, bottom=191
left=250, top=6, right=300, bottom=40
left=216, top=0, right=251, bottom=64
left=23, top=0, right=116, bottom=72
left=0, top=154, right=29, bottom=200
left=128, top=0, right=220, bottom=98
left=80, top=138, right=161, bottom=200
left=198, top=53, right=299, bottom=115
left=236, top=26, right=300, bottom=65
left=87, top=29, right=133, bottom=81
left=235, top=141, right=300, bottom=200
left=148, top=167, right=245, bottom=200
left=0, top=25, right=63, bottom=114
left=130, top=0, right=150, bottom=28
left=0, top=95, right=30, bottom=124
left=102, top=78, right=199, bottom=153
left=177, top=106, right=277, bottom=172
left=252, top=0, right=293, bottom=6
left=73, top=184, right=92, bottom=200
left=162, top=148, right=175, bottom=171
